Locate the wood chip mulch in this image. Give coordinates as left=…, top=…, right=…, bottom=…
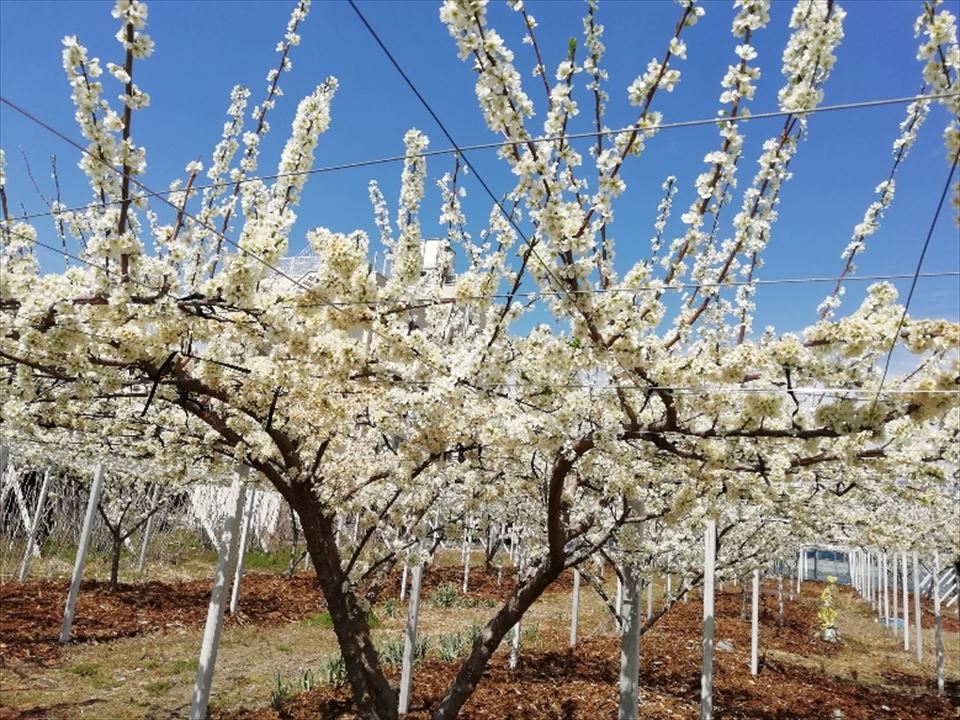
left=213, top=582, right=958, bottom=720
left=0, top=566, right=570, bottom=668
left=0, top=573, right=326, bottom=667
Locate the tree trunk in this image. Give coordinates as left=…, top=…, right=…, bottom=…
left=286, top=503, right=301, bottom=578
left=286, top=484, right=398, bottom=720
left=109, top=530, right=123, bottom=592
left=431, top=558, right=564, bottom=720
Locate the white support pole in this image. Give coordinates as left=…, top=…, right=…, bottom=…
left=902, top=550, right=910, bottom=652
left=860, top=550, right=866, bottom=599
left=400, top=560, right=409, bottom=602
left=0, top=461, right=15, bottom=516
left=17, top=468, right=51, bottom=582
left=189, top=468, right=248, bottom=720
left=796, top=549, right=802, bottom=595
left=229, top=487, right=256, bottom=615
left=509, top=615, right=522, bottom=670
left=700, top=519, right=716, bottom=720
left=137, top=483, right=162, bottom=573
left=933, top=552, right=944, bottom=696
left=750, top=568, right=760, bottom=676
left=666, top=572, right=672, bottom=601
left=874, top=552, right=880, bottom=610
left=913, top=550, right=923, bottom=662
left=617, top=503, right=644, bottom=720
left=861, top=550, right=866, bottom=596
left=509, top=540, right=525, bottom=671
left=570, top=568, right=581, bottom=647
left=855, top=550, right=861, bottom=595
left=852, top=550, right=857, bottom=593
left=864, top=550, right=869, bottom=602
left=462, top=530, right=471, bottom=594
left=892, top=552, right=899, bottom=639
left=398, top=549, right=424, bottom=714
left=59, top=463, right=105, bottom=644
left=615, top=576, right=623, bottom=624
left=882, top=552, right=890, bottom=626
left=10, top=473, right=35, bottom=542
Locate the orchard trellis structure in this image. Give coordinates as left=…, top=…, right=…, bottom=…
left=2, top=0, right=959, bottom=719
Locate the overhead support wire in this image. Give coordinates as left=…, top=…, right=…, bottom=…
left=5, top=224, right=959, bottom=308
left=873, top=150, right=959, bottom=405
left=4, top=91, right=957, bottom=225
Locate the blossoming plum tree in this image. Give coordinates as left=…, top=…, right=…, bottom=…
left=1, top=1, right=958, bottom=719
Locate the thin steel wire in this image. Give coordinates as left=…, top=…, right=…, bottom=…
left=5, top=91, right=956, bottom=224
left=10, top=224, right=957, bottom=307
left=873, top=151, right=959, bottom=405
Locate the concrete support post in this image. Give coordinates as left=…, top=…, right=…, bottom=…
left=700, top=519, right=717, bottom=720
left=796, top=549, right=802, bottom=595
left=462, top=530, right=471, bottom=594
left=137, top=483, right=162, bottom=573
left=17, top=468, right=51, bottom=582
left=617, top=499, right=644, bottom=720
left=398, top=549, right=424, bottom=714
left=750, top=568, right=760, bottom=676
left=229, top=487, right=256, bottom=615
left=933, top=552, right=944, bottom=696
left=59, top=463, right=105, bottom=644
left=892, top=551, right=898, bottom=639
left=882, top=552, right=889, bottom=626
left=569, top=568, right=581, bottom=647
left=189, top=468, right=248, bottom=720
left=913, top=550, right=922, bottom=661
left=902, top=550, right=910, bottom=652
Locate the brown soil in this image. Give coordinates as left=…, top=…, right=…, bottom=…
left=212, top=582, right=958, bottom=720
left=2, top=572, right=954, bottom=720
left=0, top=573, right=326, bottom=667
left=0, top=566, right=571, bottom=668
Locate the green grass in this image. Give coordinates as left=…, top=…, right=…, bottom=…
left=66, top=662, right=100, bottom=677
left=144, top=679, right=175, bottom=695
left=243, top=548, right=295, bottom=573
left=166, top=658, right=198, bottom=674
left=302, top=611, right=335, bottom=629
left=302, top=610, right=380, bottom=630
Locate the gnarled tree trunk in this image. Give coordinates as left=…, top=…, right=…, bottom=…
left=284, top=481, right=398, bottom=720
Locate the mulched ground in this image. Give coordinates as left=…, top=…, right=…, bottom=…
left=213, top=582, right=958, bottom=720
left=0, top=565, right=574, bottom=668
left=0, top=573, right=326, bottom=667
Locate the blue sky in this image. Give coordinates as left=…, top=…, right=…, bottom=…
left=1, top=0, right=957, bottom=338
